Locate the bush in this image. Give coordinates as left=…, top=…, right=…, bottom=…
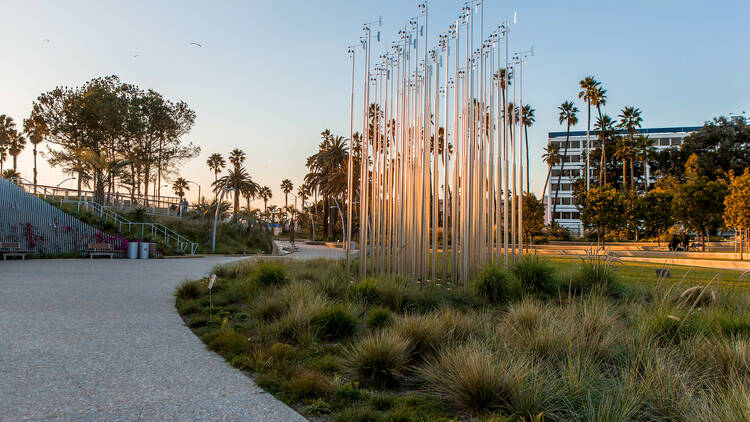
left=313, top=304, right=358, bottom=340
left=350, top=276, right=409, bottom=311
left=568, top=253, right=620, bottom=294
left=392, top=313, right=451, bottom=359
left=345, top=331, right=411, bottom=388
left=252, top=260, right=288, bottom=287
left=206, top=324, right=248, bottom=356
left=175, top=280, right=203, bottom=300
left=474, top=265, right=518, bottom=304
left=367, top=306, right=393, bottom=329
left=350, top=278, right=381, bottom=304
left=280, top=369, right=332, bottom=401
left=419, top=342, right=519, bottom=414
left=512, top=255, right=559, bottom=295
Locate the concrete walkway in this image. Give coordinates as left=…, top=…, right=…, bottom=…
left=0, top=255, right=311, bottom=422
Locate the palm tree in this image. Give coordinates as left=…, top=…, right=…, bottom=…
left=541, top=142, right=562, bottom=203
left=22, top=116, right=48, bottom=193
left=305, top=132, right=349, bottom=239
left=259, top=186, right=272, bottom=211
left=7, top=132, right=26, bottom=170
left=553, top=101, right=579, bottom=221
left=172, top=177, right=190, bottom=201
left=578, top=76, right=599, bottom=189
left=228, top=149, right=246, bottom=169
left=613, top=136, right=631, bottom=189
left=617, top=106, right=643, bottom=191
left=206, top=153, right=226, bottom=184
left=0, top=115, right=21, bottom=171
left=2, top=168, right=21, bottom=181
left=0, top=144, right=7, bottom=173
left=521, top=104, right=535, bottom=192
left=594, top=114, right=616, bottom=186
left=212, top=166, right=260, bottom=217
left=590, top=85, right=608, bottom=184
left=281, top=179, right=293, bottom=208
left=635, top=135, right=655, bottom=193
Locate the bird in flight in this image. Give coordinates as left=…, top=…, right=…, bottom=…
left=43, top=38, right=50, bottom=43
left=190, top=42, right=202, bottom=47
left=132, top=54, right=139, bottom=59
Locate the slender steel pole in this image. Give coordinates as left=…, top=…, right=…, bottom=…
left=346, top=47, right=355, bottom=272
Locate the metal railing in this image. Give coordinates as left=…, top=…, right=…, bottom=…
left=70, top=199, right=199, bottom=255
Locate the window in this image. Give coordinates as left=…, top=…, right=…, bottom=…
left=571, top=212, right=580, bottom=219
left=671, top=138, right=682, bottom=146
left=659, top=138, right=670, bottom=146
left=570, top=141, right=580, bottom=148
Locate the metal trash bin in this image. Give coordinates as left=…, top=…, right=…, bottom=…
left=127, top=241, right=140, bottom=259
left=139, top=242, right=150, bottom=259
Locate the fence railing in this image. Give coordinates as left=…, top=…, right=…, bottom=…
left=68, top=199, right=199, bottom=255
left=0, top=178, right=127, bottom=256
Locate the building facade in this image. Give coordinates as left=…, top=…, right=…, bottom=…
left=545, top=126, right=701, bottom=237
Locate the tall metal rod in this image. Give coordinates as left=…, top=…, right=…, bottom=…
left=346, top=46, right=355, bottom=273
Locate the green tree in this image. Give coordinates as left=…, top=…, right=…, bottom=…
left=578, top=76, right=600, bottom=188
left=617, top=106, right=643, bottom=190
left=522, top=193, right=544, bottom=246
left=22, top=114, right=48, bottom=193
left=206, top=153, right=226, bottom=184
left=259, top=185, right=272, bottom=211
left=635, top=135, right=655, bottom=193
left=521, top=104, right=535, bottom=193
left=613, top=135, right=631, bottom=189
left=212, top=166, right=260, bottom=218
left=172, top=177, right=190, bottom=201
left=638, top=189, right=674, bottom=245
left=672, top=176, right=728, bottom=251
left=575, top=185, right=625, bottom=247
left=0, top=115, right=19, bottom=173
left=541, top=142, right=561, bottom=203
left=305, top=131, right=349, bottom=240
left=723, top=169, right=750, bottom=255
left=228, top=149, right=246, bottom=169
left=281, top=179, right=293, bottom=208
left=552, top=101, right=579, bottom=221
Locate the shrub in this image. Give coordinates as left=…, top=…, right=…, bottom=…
left=474, top=264, right=517, bottom=304
left=568, top=252, right=620, bottom=294
left=367, top=306, right=393, bottom=329
left=252, top=260, right=288, bottom=287
left=512, top=255, right=559, bottom=295
left=313, top=304, right=358, bottom=340
left=280, top=369, right=333, bottom=401
left=335, top=382, right=363, bottom=402
left=175, top=280, right=202, bottom=300
left=206, top=324, right=248, bottom=356
left=302, top=398, right=333, bottom=416
left=350, top=278, right=381, bottom=304
left=253, top=290, right=287, bottom=321
left=344, top=331, right=411, bottom=388
left=392, top=313, right=451, bottom=359
left=177, top=299, right=202, bottom=315
left=418, top=342, right=521, bottom=414
left=350, top=276, right=409, bottom=311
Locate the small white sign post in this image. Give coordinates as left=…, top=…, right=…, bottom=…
left=208, top=274, right=218, bottom=315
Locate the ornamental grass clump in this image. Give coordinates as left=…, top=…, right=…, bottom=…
left=568, top=251, right=620, bottom=295
left=175, top=279, right=203, bottom=300
left=392, top=313, right=452, bottom=360
left=511, top=255, right=559, bottom=295
left=474, top=264, right=518, bottom=304
left=344, top=331, right=411, bottom=388
left=366, top=306, right=393, bottom=329
left=252, top=260, right=288, bottom=287
left=313, top=303, right=358, bottom=341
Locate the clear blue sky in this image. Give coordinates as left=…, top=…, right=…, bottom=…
left=2, top=0, right=748, bottom=205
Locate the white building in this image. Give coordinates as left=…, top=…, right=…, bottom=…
left=545, top=126, right=701, bottom=237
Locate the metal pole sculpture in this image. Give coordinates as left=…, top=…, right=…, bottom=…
left=349, top=1, right=529, bottom=282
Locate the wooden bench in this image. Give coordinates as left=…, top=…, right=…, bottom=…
left=1, top=242, right=30, bottom=261
left=87, top=243, right=115, bottom=259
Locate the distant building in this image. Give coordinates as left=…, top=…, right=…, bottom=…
left=545, top=126, right=701, bottom=237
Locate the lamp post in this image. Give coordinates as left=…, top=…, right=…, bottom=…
left=212, top=187, right=236, bottom=252
left=186, top=180, right=201, bottom=204
left=331, top=199, right=346, bottom=243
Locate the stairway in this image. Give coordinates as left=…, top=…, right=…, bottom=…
left=0, top=178, right=124, bottom=256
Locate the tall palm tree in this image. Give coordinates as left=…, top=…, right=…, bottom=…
left=281, top=179, right=293, bottom=208
left=212, top=166, right=260, bottom=217
left=305, top=133, right=349, bottom=239
left=172, top=177, right=190, bottom=201
left=521, top=104, right=535, bottom=193
left=206, top=153, right=226, bottom=184
left=594, top=114, right=615, bottom=186
left=7, top=132, right=26, bottom=171
left=578, top=76, right=599, bottom=189
left=228, top=149, right=246, bottom=169
left=590, top=85, right=608, bottom=184
left=541, top=142, right=562, bottom=203
left=0, top=144, right=7, bottom=173
left=635, top=135, right=655, bottom=193
left=613, top=136, right=631, bottom=189
left=553, top=101, right=579, bottom=221
left=617, top=106, right=643, bottom=191
left=0, top=114, right=16, bottom=174
left=259, top=186, right=272, bottom=211
left=23, top=116, right=48, bottom=193
left=0, top=115, right=22, bottom=171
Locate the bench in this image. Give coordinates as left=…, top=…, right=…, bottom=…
left=655, top=268, right=672, bottom=279
left=1, top=242, right=30, bottom=260
left=87, top=243, right=115, bottom=259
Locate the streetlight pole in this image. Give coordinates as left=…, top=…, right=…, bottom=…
left=212, top=187, right=236, bottom=252
left=186, top=180, right=201, bottom=204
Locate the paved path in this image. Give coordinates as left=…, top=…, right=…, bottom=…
left=0, top=253, right=329, bottom=422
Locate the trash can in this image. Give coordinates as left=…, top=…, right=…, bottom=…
left=127, top=241, right=139, bottom=259
left=139, top=242, right=150, bottom=259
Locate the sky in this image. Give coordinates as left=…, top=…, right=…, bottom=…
left=1, top=0, right=748, bottom=207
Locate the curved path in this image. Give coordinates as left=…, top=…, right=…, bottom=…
left=0, top=248, right=340, bottom=422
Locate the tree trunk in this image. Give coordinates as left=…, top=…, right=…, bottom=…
left=13, top=154, right=18, bottom=170
left=323, top=196, right=330, bottom=241
left=643, top=158, right=648, bottom=194
left=702, top=229, right=706, bottom=252
left=630, top=158, right=635, bottom=192
left=33, top=145, right=38, bottom=194
left=622, top=160, right=627, bottom=189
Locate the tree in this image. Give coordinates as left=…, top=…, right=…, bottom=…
left=259, top=186, right=272, bottom=211
left=23, top=114, right=48, bottom=193
left=724, top=169, right=750, bottom=257
left=305, top=131, right=350, bottom=240
left=281, top=179, right=293, bottom=208
left=541, top=142, right=561, bottom=203
left=0, top=115, right=19, bottom=173
left=212, top=166, right=259, bottom=218
left=522, top=193, right=544, bottom=246
left=635, top=135, right=655, bottom=193
left=578, top=76, right=600, bottom=189
left=228, top=149, right=246, bottom=169
left=2, top=168, right=21, bottom=180
left=672, top=175, right=728, bottom=251
left=590, top=85, right=608, bottom=184
left=638, top=189, right=674, bottom=245
left=617, top=106, right=643, bottom=190
left=552, top=101, right=579, bottom=222
left=613, top=135, right=631, bottom=189
left=206, top=153, right=226, bottom=184
left=575, top=185, right=625, bottom=247
left=172, top=177, right=190, bottom=201
left=521, top=104, right=535, bottom=193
